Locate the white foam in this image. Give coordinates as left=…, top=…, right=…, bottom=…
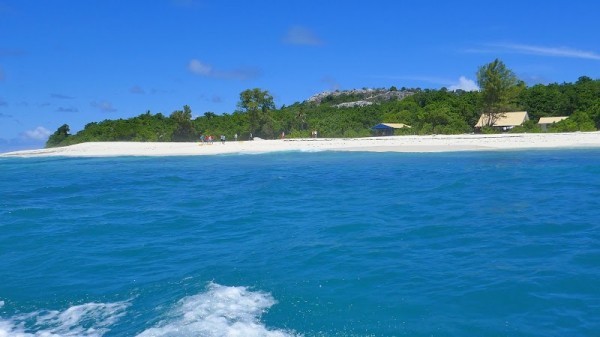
left=0, top=300, right=129, bottom=337
left=136, top=282, right=300, bottom=337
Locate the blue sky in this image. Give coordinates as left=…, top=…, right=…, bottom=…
left=1, top=0, right=599, bottom=151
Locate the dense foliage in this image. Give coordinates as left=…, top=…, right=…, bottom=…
left=46, top=75, right=600, bottom=148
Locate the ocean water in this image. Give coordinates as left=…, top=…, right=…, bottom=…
left=1, top=150, right=599, bottom=337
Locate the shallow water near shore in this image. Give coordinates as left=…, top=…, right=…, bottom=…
left=1, top=150, right=599, bottom=336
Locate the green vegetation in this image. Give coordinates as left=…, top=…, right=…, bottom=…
left=46, top=60, right=600, bottom=148
left=238, top=88, right=276, bottom=138
left=477, top=58, right=522, bottom=126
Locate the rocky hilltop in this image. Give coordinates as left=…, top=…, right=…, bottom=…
left=307, top=88, right=414, bottom=108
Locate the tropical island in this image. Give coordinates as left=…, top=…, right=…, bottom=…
left=16, top=59, right=600, bottom=155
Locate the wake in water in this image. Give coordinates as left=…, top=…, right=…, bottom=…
left=0, top=283, right=299, bottom=337
left=137, top=282, right=299, bottom=337
left=0, top=300, right=129, bottom=337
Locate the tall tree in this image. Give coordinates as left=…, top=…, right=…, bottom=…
left=46, top=124, right=70, bottom=148
left=237, top=88, right=275, bottom=138
left=476, top=59, right=519, bottom=126
left=170, top=105, right=196, bottom=141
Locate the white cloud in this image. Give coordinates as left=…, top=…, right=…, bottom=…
left=472, top=43, right=600, bottom=61
left=448, top=76, right=479, bottom=91
left=21, top=126, right=51, bottom=141
left=188, top=59, right=260, bottom=80
left=283, top=26, right=323, bottom=46
left=188, top=59, right=213, bottom=76
left=91, top=100, right=117, bottom=112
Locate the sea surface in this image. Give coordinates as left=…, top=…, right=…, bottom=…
left=1, top=150, right=599, bottom=337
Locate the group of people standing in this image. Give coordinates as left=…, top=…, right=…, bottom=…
left=199, top=134, right=213, bottom=144
left=199, top=133, right=240, bottom=145
left=199, top=131, right=318, bottom=144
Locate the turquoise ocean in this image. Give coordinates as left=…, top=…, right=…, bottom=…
left=1, top=150, right=599, bottom=336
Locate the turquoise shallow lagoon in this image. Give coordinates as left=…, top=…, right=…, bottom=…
left=1, top=150, right=599, bottom=336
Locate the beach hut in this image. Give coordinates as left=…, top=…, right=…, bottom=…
left=372, top=123, right=411, bottom=136
left=474, top=111, right=530, bottom=131
left=538, top=116, right=568, bottom=132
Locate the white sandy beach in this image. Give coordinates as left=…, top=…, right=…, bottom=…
left=2, top=132, right=600, bottom=157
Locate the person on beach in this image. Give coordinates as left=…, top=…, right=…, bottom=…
left=220, top=135, right=226, bottom=144
left=281, top=131, right=285, bottom=139
left=249, top=133, right=253, bottom=140
left=199, top=134, right=205, bottom=145
left=234, top=133, right=238, bottom=141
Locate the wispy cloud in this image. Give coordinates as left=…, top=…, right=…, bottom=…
left=448, top=76, right=479, bottom=91
left=130, top=85, right=145, bottom=94
left=468, top=43, right=600, bottom=61
left=496, top=43, right=600, bottom=60
left=51, top=93, right=75, bottom=99
left=189, top=59, right=212, bottom=76
left=283, top=26, right=323, bottom=46
left=21, top=126, right=51, bottom=141
left=188, top=59, right=261, bottom=80
left=91, top=100, right=117, bottom=113
left=56, top=107, right=79, bottom=113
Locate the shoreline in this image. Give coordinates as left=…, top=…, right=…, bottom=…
left=2, top=132, right=600, bottom=158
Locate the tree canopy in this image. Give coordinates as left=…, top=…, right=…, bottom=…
left=237, top=88, right=276, bottom=138
left=45, top=60, right=600, bottom=148
left=476, top=58, right=520, bottom=126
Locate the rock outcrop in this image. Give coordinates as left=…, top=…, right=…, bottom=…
left=307, top=88, right=414, bottom=107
